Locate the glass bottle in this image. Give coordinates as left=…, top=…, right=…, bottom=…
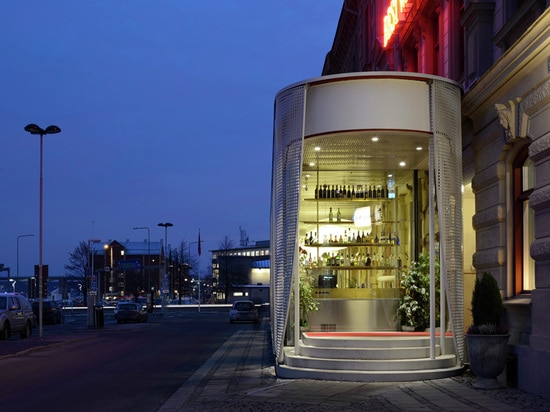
left=329, top=207, right=333, bottom=222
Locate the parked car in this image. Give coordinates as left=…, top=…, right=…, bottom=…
left=32, top=300, right=63, bottom=324
left=0, top=293, right=35, bottom=340
left=114, top=302, right=148, bottom=324
left=229, top=300, right=259, bottom=324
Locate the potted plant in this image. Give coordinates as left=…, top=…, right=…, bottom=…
left=466, top=272, right=510, bottom=389
left=299, top=277, right=319, bottom=331
left=396, top=255, right=439, bottom=331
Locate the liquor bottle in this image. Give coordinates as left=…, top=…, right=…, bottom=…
left=376, top=186, right=381, bottom=198
left=374, top=234, right=379, bottom=243
left=322, top=184, right=327, bottom=198
left=336, top=208, right=342, bottom=222
left=309, top=232, right=313, bottom=245
left=381, top=185, right=385, bottom=198
left=397, top=256, right=402, bottom=267
left=329, top=207, right=333, bottom=222
left=315, top=185, right=319, bottom=199
left=342, top=185, right=347, bottom=198
left=347, top=185, right=352, bottom=198
left=331, top=185, right=335, bottom=199
left=351, top=185, right=355, bottom=198
left=365, top=253, right=371, bottom=266
left=368, top=185, right=373, bottom=198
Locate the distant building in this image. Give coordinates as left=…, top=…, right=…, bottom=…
left=211, top=240, right=270, bottom=303
left=91, top=240, right=162, bottom=300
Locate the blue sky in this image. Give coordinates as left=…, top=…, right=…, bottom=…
left=0, top=1, right=342, bottom=278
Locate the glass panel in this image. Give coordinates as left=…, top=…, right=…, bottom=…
left=298, top=132, right=429, bottom=331
left=522, top=158, right=534, bottom=191
left=522, top=199, right=535, bottom=291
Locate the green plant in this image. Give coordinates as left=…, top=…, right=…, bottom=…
left=396, top=254, right=439, bottom=331
left=299, top=277, right=319, bottom=327
left=467, top=272, right=509, bottom=335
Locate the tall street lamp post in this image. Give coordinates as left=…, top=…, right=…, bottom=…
left=188, top=233, right=203, bottom=312
left=158, top=222, right=173, bottom=312
left=88, top=238, right=101, bottom=328
left=133, top=226, right=151, bottom=311
left=24, top=123, right=61, bottom=339
left=17, top=234, right=34, bottom=280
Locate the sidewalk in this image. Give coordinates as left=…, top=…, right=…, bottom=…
left=2, top=319, right=549, bottom=411
left=160, top=321, right=550, bottom=412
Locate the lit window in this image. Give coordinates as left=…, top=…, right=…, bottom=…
left=514, top=150, right=535, bottom=294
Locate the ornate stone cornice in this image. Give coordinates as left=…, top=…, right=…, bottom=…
left=495, top=98, right=522, bottom=142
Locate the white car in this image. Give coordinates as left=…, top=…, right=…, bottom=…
left=229, top=300, right=259, bottom=324
left=0, top=293, right=35, bottom=340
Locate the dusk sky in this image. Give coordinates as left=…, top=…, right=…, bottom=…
left=1, top=1, right=342, bottom=278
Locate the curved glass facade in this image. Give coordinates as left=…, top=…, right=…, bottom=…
left=271, top=73, right=464, bottom=377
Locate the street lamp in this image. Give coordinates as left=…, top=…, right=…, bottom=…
left=17, top=234, right=34, bottom=280
left=133, top=226, right=151, bottom=312
left=88, top=238, right=101, bottom=328
left=158, top=222, right=173, bottom=311
left=24, top=123, right=61, bottom=339
left=188, top=236, right=203, bottom=312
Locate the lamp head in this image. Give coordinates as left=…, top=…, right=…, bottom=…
left=24, top=124, right=61, bottom=135
left=24, top=124, right=43, bottom=135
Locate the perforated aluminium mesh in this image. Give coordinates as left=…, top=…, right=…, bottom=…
left=271, top=85, right=305, bottom=362
left=431, top=79, right=464, bottom=363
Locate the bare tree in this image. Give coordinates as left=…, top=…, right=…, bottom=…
left=217, top=236, right=235, bottom=303
left=64, top=240, right=90, bottom=305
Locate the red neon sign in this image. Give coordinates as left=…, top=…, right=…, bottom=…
left=383, top=0, right=409, bottom=47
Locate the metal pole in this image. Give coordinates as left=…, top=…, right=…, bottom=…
left=24, top=124, right=61, bottom=339
left=133, top=227, right=151, bottom=311
left=158, top=223, right=173, bottom=313
left=39, top=132, right=44, bottom=339
left=188, top=240, right=202, bottom=312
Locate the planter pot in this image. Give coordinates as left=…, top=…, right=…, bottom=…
left=466, top=334, right=510, bottom=389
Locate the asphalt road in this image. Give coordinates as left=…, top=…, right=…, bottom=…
left=0, top=309, right=258, bottom=412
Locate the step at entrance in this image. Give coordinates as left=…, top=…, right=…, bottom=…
left=277, top=332, right=463, bottom=382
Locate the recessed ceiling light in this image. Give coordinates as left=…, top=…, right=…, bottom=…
left=371, top=137, right=379, bottom=142
left=416, top=146, right=423, bottom=151
left=399, top=161, right=406, bottom=167
left=314, top=146, right=321, bottom=151
left=309, top=162, right=315, bottom=167
left=387, top=174, right=393, bottom=177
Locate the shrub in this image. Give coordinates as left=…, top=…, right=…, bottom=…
left=467, top=272, right=509, bottom=335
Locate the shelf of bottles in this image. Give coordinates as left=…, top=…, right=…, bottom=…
left=299, top=176, right=408, bottom=300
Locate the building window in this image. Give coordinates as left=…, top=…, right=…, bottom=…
left=513, top=148, right=535, bottom=294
